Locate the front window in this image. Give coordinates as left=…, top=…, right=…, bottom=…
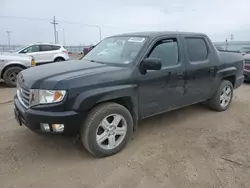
left=83, top=36, right=146, bottom=65
left=20, top=45, right=40, bottom=53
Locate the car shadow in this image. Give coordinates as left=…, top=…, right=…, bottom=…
left=0, top=81, right=8, bottom=88
left=244, top=80, right=250, bottom=84
left=136, top=103, right=209, bottom=134
left=12, top=103, right=209, bottom=161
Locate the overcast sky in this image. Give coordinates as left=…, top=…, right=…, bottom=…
left=1, top=0, right=250, bottom=45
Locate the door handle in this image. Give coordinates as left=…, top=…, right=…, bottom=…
left=210, top=67, right=215, bottom=73
left=176, top=72, right=184, bottom=79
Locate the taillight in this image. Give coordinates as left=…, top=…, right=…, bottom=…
left=63, top=50, right=68, bottom=54
left=245, top=60, right=250, bottom=65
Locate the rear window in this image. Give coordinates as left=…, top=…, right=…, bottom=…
left=186, top=38, right=208, bottom=61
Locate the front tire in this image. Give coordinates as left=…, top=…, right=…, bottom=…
left=81, top=102, right=133, bottom=157
left=208, top=80, right=233, bottom=111
left=3, top=66, right=23, bottom=87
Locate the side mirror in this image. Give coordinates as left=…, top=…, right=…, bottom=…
left=141, top=57, right=162, bottom=71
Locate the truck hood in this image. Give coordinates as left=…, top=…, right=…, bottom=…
left=19, top=60, right=130, bottom=89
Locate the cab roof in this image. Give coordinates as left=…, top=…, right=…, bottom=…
left=112, top=31, right=206, bottom=38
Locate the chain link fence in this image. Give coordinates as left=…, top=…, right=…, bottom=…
left=0, top=44, right=90, bottom=54
left=1, top=41, right=250, bottom=54
left=214, top=41, right=250, bottom=51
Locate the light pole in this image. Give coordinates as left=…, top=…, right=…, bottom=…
left=6, top=31, right=11, bottom=47
left=62, top=29, right=66, bottom=46
left=56, top=31, right=59, bottom=44
left=51, top=16, right=58, bottom=44
left=96, top=26, right=102, bottom=42
left=57, top=28, right=66, bottom=45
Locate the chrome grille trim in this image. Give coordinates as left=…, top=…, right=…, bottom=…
left=16, top=80, right=30, bottom=108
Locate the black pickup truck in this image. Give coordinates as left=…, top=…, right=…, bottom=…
left=14, top=32, right=244, bottom=157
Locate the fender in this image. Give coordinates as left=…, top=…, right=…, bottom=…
left=72, top=84, right=139, bottom=131
left=1, top=61, right=27, bottom=78
left=72, top=84, right=138, bottom=113
left=215, top=66, right=237, bottom=84
left=217, top=67, right=237, bottom=78
left=4, top=60, right=28, bottom=67
left=212, top=66, right=237, bottom=94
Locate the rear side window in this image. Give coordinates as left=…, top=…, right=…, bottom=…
left=186, top=38, right=208, bottom=61
left=40, top=45, right=54, bottom=51
left=148, top=39, right=179, bottom=67
left=52, top=45, right=61, bottom=50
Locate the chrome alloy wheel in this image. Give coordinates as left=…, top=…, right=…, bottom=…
left=96, top=114, right=127, bottom=150
left=220, top=86, right=232, bottom=108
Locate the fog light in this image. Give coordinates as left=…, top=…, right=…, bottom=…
left=52, top=124, right=64, bottom=132
left=40, top=123, right=50, bottom=132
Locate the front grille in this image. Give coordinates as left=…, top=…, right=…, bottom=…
left=17, top=80, right=30, bottom=108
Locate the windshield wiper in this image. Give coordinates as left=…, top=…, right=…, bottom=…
left=89, top=59, right=106, bottom=64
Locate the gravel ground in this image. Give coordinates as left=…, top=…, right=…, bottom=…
left=0, top=83, right=250, bottom=188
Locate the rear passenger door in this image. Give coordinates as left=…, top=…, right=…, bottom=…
left=39, top=45, right=56, bottom=63
left=183, top=36, right=216, bottom=104
left=138, top=36, right=186, bottom=118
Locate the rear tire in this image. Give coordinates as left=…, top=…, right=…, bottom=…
left=208, top=80, right=233, bottom=111
left=81, top=102, right=133, bottom=157
left=54, top=57, right=65, bottom=62
left=3, top=66, right=23, bottom=87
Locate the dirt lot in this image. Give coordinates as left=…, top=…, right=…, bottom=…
left=1, top=83, right=250, bottom=188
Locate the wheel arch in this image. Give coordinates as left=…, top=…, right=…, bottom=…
left=73, top=85, right=139, bottom=131
left=216, top=67, right=237, bottom=88
left=54, top=56, right=65, bottom=62
left=222, top=75, right=236, bottom=87
left=1, top=64, right=26, bottom=78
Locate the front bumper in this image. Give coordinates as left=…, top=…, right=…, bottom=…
left=14, top=96, right=82, bottom=135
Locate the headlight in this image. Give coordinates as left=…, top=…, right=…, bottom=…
left=30, top=90, right=66, bottom=106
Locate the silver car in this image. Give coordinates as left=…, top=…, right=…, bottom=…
left=0, top=53, right=35, bottom=87
left=15, top=43, right=70, bottom=65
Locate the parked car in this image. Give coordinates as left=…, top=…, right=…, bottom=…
left=243, top=54, right=250, bottom=81
left=239, top=47, right=250, bottom=55
left=14, top=31, right=244, bottom=157
left=14, top=43, right=70, bottom=65
left=83, top=45, right=96, bottom=56
left=0, top=53, right=35, bottom=87
left=215, top=45, right=225, bottom=51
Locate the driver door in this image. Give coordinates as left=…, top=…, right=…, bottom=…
left=138, top=36, right=186, bottom=118
left=20, top=45, right=41, bottom=63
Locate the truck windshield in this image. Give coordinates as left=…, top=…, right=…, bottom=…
left=83, top=36, right=146, bottom=65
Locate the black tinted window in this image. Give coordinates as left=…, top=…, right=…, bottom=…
left=149, top=39, right=178, bottom=67
left=40, top=45, right=53, bottom=51
left=22, top=45, right=40, bottom=53
left=52, top=45, right=61, bottom=50
left=186, top=38, right=208, bottom=61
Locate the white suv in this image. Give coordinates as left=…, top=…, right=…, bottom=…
left=15, top=43, right=70, bottom=65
